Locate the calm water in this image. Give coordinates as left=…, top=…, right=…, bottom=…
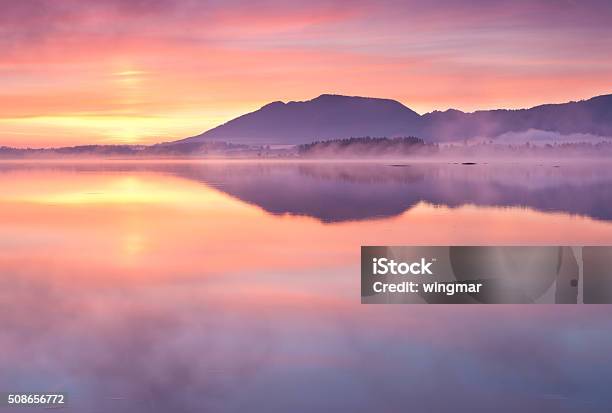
left=1, top=160, right=612, bottom=412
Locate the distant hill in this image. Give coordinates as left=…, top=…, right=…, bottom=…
left=422, top=94, right=612, bottom=141
left=178, top=94, right=422, bottom=145
left=176, top=93, right=612, bottom=144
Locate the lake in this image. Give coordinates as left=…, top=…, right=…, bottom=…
left=1, top=160, right=611, bottom=412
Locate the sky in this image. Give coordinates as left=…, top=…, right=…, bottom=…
left=1, top=0, right=612, bottom=147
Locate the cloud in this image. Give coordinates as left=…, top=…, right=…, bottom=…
left=1, top=0, right=612, bottom=146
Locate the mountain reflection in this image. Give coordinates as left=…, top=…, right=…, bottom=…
left=171, top=162, right=612, bottom=222
left=2, top=161, right=612, bottom=222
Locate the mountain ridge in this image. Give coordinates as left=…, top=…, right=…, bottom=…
left=176, top=93, right=612, bottom=145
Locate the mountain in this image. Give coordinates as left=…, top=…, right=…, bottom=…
left=422, top=94, right=612, bottom=141
left=177, top=94, right=422, bottom=145
left=177, top=93, right=612, bottom=144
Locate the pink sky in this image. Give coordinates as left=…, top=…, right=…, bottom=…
left=1, top=0, right=612, bottom=147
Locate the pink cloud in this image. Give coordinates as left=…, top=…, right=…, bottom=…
left=1, top=0, right=612, bottom=146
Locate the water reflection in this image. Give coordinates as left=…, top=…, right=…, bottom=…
left=177, top=161, right=612, bottom=222
left=2, top=160, right=612, bottom=222
left=0, top=161, right=611, bottom=412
